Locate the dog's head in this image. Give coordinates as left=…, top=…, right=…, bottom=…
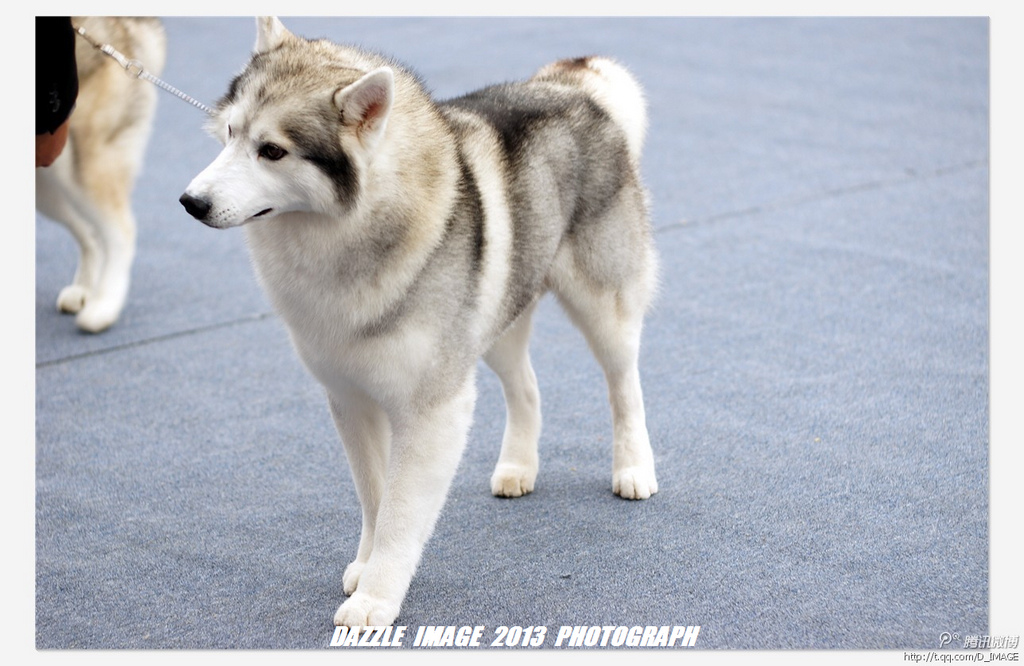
left=180, top=17, right=395, bottom=229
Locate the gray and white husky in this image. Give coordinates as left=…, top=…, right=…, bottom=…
left=181, top=17, right=659, bottom=627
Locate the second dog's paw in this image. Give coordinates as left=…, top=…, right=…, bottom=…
left=75, top=300, right=121, bottom=334
left=57, top=285, right=88, bottom=314
left=333, top=592, right=400, bottom=627
left=342, top=560, right=364, bottom=596
left=613, top=466, right=658, bottom=500
left=490, top=463, right=537, bottom=498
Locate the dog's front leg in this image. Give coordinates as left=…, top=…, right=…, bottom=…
left=328, top=387, right=391, bottom=596
left=333, top=376, right=477, bottom=627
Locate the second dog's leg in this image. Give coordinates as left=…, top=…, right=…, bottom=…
left=35, top=145, right=136, bottom=333
left=333, top=375, right=477, bottom=627
left=35, top=155, right=104, bottom=319
left=72, top=128, right=139, bottom=334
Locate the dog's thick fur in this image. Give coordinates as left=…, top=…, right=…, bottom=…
left=181, top=17, right=659, bottom=627
left=36, top=17, right=165, bottom=333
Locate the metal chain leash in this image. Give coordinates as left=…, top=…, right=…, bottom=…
left=75, top=25, right=214, bottom=116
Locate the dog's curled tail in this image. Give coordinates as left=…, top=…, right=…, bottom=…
left=533, top=56, right=648, bottom=164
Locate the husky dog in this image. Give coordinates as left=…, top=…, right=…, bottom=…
left=36, top=16, right=166, bottom=333
left=181, top=17, right=659, bottom=627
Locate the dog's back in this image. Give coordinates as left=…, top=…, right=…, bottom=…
left=70, top=17, right=166, bottom=178
left=438, top=56, right=656, bottom=340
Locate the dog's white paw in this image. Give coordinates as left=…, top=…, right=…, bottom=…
left=490, top=463, right=537, bottom=498
left=57, top=285, right=88, bottom=314
left=342, top=560, right=364, bottom=596
left=333, top=592, right=400, bottom=627
left=613, top=466, right=658, bottom=500
left=75, top=300, right=121, bottom=334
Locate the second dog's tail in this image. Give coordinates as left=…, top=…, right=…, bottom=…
left=533, top=56, right=648, bottom=164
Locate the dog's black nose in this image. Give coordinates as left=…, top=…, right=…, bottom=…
left=179, top=193, right=211, bottom=221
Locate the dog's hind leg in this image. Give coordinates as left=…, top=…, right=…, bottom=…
left=35, top=136, right=137, bottom=333
left=328, top=386, right=391, bottom=597
left=484, top=300, right=542, bottom=497
left=36, top=157, right=102, bottom=318
left=558, top=284, right=658, bottom=499
left=74, top=203, right=135, bottom=334
left=70, top=123, right=142, bottom=333
left=550, top=220, right=659, bottom=499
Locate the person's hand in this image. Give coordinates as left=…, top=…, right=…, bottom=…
left=36, top=120, right=70, bottom=167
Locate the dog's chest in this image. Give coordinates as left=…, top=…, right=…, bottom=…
left=244, top=222, right=448, bottom=404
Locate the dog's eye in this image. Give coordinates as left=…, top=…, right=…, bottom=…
left=258, top=143, right=288, bottom=161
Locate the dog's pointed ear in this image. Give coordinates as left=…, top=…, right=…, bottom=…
left=335, top=68, right=395, bottom=149
left=255, top=16, right=291, bottom=54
